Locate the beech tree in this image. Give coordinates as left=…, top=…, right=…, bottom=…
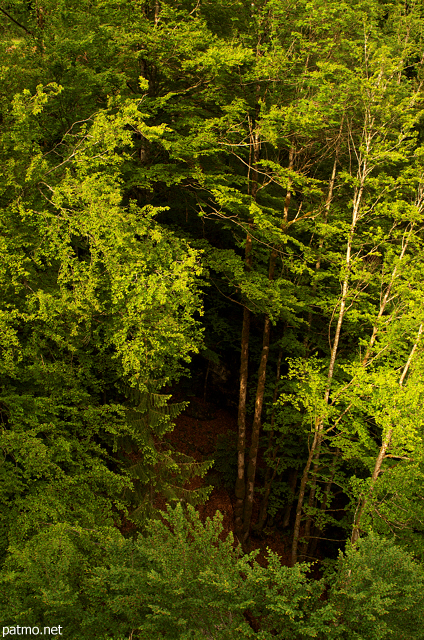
left=2, top=4, right=424, bottom=633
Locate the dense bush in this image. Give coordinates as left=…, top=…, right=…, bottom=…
left=2, top=505, right=424, bottom=639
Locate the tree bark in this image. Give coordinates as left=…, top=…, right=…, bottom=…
left=234, top=304, right=251, bottom=539
left=291, top=148, right=367, bottom=565
left=154, top=0, right=160, bottom=24
left=300, top=156, right=339, bottom=548
left=242, top=314, right=271, bottom=542
left=255, top=349, right=283, bottom=533
left=241, top=148, right=294, bottom=543
left=235, top=113, right=259, bottom=542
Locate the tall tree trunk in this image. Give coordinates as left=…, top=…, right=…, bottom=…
left=351, top=323, right=423, bottom=544
left=242, top=149, right=294, bottom=543
left=291, top=151, right=367, bottom=565
left=242, top=314, right=271, bottom=542
left=291, top=427, right=322, bottom=565
left=235, top=116, right=259, bottom=542
left=299, top=155, right=339, bottom=549
left=234, top=304, right=251, bottom=539
left=302, top=209, right=419, bottom=553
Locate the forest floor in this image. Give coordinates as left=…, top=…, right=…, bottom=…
left=165, top=397, right=292, bottom=567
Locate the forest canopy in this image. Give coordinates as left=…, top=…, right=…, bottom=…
left=1, top=0, right=424, bottom=638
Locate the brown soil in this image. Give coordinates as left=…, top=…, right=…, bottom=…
left=165, top=398, right=292, bottom=566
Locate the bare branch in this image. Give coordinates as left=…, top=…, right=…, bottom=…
left=0, top=5, right=34, bottom=36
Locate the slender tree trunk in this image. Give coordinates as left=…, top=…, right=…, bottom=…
left=310, top=209, right=419, bottom=550
left=235, top=304, right=251, bottom=539
left=351, top=323, right=423, bottom=543
left=327, top=222, right=416, bottom=426
left=300, top=156, right=339, bottom=545
left=361, top=224, right=415, bottom=366
left=154, top=0, right=160, bottom=24
left=234, top=227, right=252, bottom=542
left=255, top=349, right=283, bottom=532
left=242, top=314, right=272, bottom=542
left=241, top=149, right=294, bottom=543
left=235, top=116, right=259, bottom=541
left=291, top=427, right=321, bottom=565
left=291, top=153, right=367, bottom=565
